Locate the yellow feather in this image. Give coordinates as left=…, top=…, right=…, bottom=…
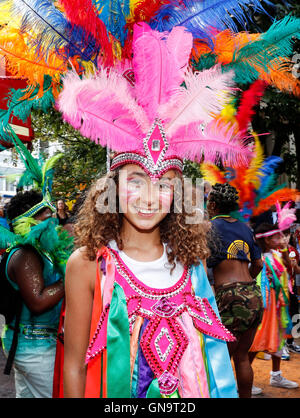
left=0, top=0, right=14, bottom=26
left=0, top=28, right=66, bottom=98
left=200, top=163, right=226, bottom=185
left=244, top=134, right=264, bottom=188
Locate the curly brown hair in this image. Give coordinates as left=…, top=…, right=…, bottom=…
left=74, top=169, right=212, bottom=268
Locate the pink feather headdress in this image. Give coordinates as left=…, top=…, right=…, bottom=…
left=255, top=200, right=297, bottom=239
left=276, top=201, right=297, bottom=232
left=58, top=23, right=252, bottom=179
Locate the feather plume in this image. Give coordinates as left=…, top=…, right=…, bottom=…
left=243, top=134, right=265, bottom=188
left=2, top=76, right=54, bottom=125
left=276, top=201, right=297, bottom=231
left=170, top=119, right=252, bottom=165
left=151, top=0, right=273, bottom=36
left=58, top=0, right=113, bottom=64
left=0, top=28, right=65, bottom=97
left=255, top=156, right=283, bottom=202
left=225, top=15, right=300, bottom=85
left=162, top=66, right=235, bottom=135
left=261, top=58, right=300, bottom=97
left=0, top=225, right=18, bottom=250
left=92, top=0, right=129, bottom=47
left=133, top=23, right=193, bottom=122
left=8, top=127, right=43, bottom=187
left=57, top=70, right=148, bottom=152
left=236, top=81, right=267, bottom=133
left=7, top=0, right=100, bottom=64
left=252, top=188, right=300, bottom=216
left=200, top=162, right=226, bottom=184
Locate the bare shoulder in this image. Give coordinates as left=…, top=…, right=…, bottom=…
left=67, top=246, right=94, bottom=268
left=66, top=246, right=98, bottom=293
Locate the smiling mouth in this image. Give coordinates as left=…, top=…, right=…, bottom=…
left=133, top=206, right=159, bottom=215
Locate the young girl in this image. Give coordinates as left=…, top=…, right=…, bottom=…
left=57, top=23, right=252, bottom=398
left=249, top=223, right=298, bottom=391
left=63, top=165, right=237, bottom=398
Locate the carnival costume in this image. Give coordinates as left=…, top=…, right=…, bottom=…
left=1, top=0, right=300, bottom=401
left=0, top=131, right=73, bottom=385
left=249, top=203, right=296, bottom=355
left=201, top=136, right=300, bottom=222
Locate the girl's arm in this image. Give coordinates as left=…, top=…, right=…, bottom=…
left=63, top=247, right=97, bottom=398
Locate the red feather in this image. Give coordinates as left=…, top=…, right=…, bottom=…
left=58, top=0, right=113, bottom=66
left=128, top=0, right=171, bottom=27
left=235, top=80, right=267, bottom=133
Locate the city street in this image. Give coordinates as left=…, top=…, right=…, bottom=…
left=1, top=329, right=300, bottom=398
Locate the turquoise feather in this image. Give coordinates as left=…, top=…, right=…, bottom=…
left=224, top=15, right=300, bottom=84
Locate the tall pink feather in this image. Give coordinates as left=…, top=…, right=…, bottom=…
left=161, top=66, right=235, bottom=136
left=57, top=70, right=147, bottom=152
left=169, top=120, right=252, bottom=166
left=132, top=23, right=193, bottom=122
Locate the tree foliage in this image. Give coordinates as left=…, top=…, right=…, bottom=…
left=31, top=108, right=107, bottom=202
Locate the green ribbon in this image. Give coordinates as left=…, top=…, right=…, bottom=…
left=264, top=256, right=289, bottom=304
left=146, top=379, right=162, bottom=398
left=107, top=282, right=131, bottom=398
left=146, top=380, right=181, bottom=398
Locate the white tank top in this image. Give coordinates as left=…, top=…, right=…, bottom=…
left=108, top=240, right=184, bottom=289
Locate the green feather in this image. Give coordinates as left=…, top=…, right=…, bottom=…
left=0, top=76, right=55, bottom=147
left=224, top=15, right=300, bottom=84
left=9, top=128, right=43, bottom=187
left=0, top=225, right=18, bottom=250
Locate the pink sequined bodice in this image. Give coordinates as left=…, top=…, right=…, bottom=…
left=86, top=248, right=234, bottom=395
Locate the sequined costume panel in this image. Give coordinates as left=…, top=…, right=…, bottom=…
left=85, top=248, right=236, bottom=398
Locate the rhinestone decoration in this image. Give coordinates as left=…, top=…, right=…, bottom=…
left=109, top=249, right=190, bottom=300
left=154, top=327, right=175, bottom=362
left=110, top=117, right=183, bottom=179
left=144, top=119, right=169, bottom=167
left=157, top=371, right=179, bottom=396
left=110, top=152, right=183, bottom=180
left=183, top=293, right=236, bottom=342
left=140, top=316, right=189, bottom=387
left=151, top=297, right=178, bottom=318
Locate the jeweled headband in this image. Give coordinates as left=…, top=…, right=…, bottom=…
left=110, top=119, right=183, bottom=179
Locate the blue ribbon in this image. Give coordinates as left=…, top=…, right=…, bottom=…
left=191, top=263, right=238, bottom=398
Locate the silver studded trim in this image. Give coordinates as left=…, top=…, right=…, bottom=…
left=110, top=152, right=183, bottom=178
left=110, top=250, right=191, bottom=300
left=154, top=327, right=174, bottom=362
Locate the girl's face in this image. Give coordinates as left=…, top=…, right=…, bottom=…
left=118, top=164, right=176, bottom=231
left=265, top=232, right=285, bottom=251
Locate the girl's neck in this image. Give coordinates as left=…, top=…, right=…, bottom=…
left=120, top=218, right=163, bottom=261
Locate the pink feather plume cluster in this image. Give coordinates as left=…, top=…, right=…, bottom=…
left=276, top=201, right=297, bottom=231
left=58, top=23, right=252, bottom=165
